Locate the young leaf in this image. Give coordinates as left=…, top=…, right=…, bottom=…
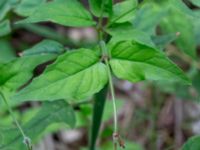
left=22, top=39, right=64, bottom=56
left=110, top=0, right=137, bottom=23
left=13, top=49, right=108, bottom=102
left=14, top=0, right=46, bottom=17
left=109, top=41, right=191, bottom=84
left=182, top=136, right=200, bottom=150
left=0, top=20, right=11, bottom=37
left=0, top=100, right=75, bottom=150
left=16, top=0, right=95, bottom=27
left=89, top=0, right=113, bottom=17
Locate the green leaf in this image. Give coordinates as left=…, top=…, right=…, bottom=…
left=0, top=39, right=61, bottom=92
left=0, top=40, right=16, bottom=63
left=132, top=2, right=168, bottom=35
left=89, top=0, right=113, bottom=17
left=14, top=0, right=46, bottom=17
left=182, top=136, right=200, bottom=150
left=111, top=0, right=137, bottom=23
left=193, top=10, right=200, bottom=45
left=0, top=0, right=18, bottom=21
left=151, top=33, right=178, bottom=50
left=169, top=0, right=194, bottom=17
left=13, top=49, right=108, bottom=102
left=16, top=0, right=95, bottom=27
left=0, top=100, right=75, bottom=150
left=0, top=54, right=55, bottom=92
left=22, top=39, right=64, bottom=56
left=109, top=41, right=191, bottom=84
left=0, top=20, right=11, bottom=37
left=160, top=10, right=196, bottom=58
left=107, top=24, right=155, bottom=48
left=90, top=86, right=108, bottom=150
left=190, top=0, right=200, bottom=7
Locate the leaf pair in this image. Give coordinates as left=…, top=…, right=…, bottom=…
left=13, top=40, right=190, bottom=103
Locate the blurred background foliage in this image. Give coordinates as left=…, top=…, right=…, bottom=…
left=0, top=0, right=200, bottom=150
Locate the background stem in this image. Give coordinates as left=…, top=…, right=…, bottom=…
left=0, top=91, right=32, bottom=150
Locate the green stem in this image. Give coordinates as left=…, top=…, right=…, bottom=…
left=99, top=41, right=118, bottom=133
left=0, top=91, right=32, bottom=150
left=105, top=59, right=118, bottom=132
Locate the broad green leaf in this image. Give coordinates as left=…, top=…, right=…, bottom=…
left=151, top=33, right=178, bottom=50
left=132, top=2, right=168, bottom=35
left=160, top=10, right=196, bottom=58
left=0, top=0, right=18, bottom=21
left=0, top=20, right=11, bottom=37
left=169, top=0, right=194, bottom=17
left=153, top=0, right=193, bottom=17
left=89, top=0, right=113, bottom=17
left=0, top=40, right=16, bottom=63
left=14, top=0, right=46, bottom=17
left=22, top=39, right=64, bottom=56
left=0, top=39, right=62, bottom=93
left=90, top=86, right=108, bottom=150
left=107, top=24, right=155, bottom=48
left=0, top=100, right=75, bottom=150
left=111, top=0, right=137, bottom=23
left=0, top=54, right=55, bottom=92
left=17, top=0, right=95, bottom=27
left=182, top=136, right=200, bottom=150
left=190, top=0, right=200, bottom=7
left=109, top=41, right=191, bottom=84
left=13, top=49, right=108, bottom=102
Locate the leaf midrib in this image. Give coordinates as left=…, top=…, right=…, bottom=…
left=17, top=61, right=101, bottom=96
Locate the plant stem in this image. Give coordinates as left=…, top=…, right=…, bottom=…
left=105, top=59, right=118, bottom=132
left=99, top=41, right=118, bottom=133
left=0, top=91, right=32, bottom=150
